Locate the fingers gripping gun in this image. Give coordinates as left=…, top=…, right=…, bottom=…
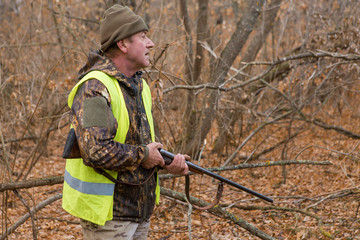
left=159, top=149, right=273, bottom=210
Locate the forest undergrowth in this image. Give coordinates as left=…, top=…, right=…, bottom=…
left=1, top=111, right=360, bottom=240
left=1, top=0, right=360, bottom=239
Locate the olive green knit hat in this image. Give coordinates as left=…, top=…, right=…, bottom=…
left=100, top=4, right=148, bottom=52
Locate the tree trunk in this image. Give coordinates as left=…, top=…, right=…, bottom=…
left=212, top=0, right=284, bottom=155
left=181, top=0, right=209, bottom=156
left=183, top=0, right=265, bottom=155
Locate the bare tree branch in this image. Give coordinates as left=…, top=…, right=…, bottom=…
left=222, top=110, right=294, bottom=166
left=310, top=118, right=360, bottom=139
left=161, top=50, right=360, bottom=94
left=159, top=160, right=332, bottom=180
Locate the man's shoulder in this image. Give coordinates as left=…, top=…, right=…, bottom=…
left=77, top=78, right=110, bottom=103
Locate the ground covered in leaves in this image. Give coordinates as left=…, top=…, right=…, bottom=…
left=2, top=123, right=360, bottom=240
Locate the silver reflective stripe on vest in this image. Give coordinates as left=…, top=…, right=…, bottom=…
left=64, top=170, right=115, bottom=196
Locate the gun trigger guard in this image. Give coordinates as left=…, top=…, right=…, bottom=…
left=185, top=175, right=224, bottom=210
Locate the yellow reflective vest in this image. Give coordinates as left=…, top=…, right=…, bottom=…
left=62, top=70, right=159, bottom=226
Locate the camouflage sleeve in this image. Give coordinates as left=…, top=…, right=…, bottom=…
left=70, top=79, right=148, bottom=172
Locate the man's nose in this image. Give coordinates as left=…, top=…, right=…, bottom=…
left=146, top=37, right=154, bottom=48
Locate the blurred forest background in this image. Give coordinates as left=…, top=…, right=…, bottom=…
left=1, top=0, right=360, bottom=239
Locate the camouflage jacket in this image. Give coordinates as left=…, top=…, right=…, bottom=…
left=70, top=50, right=156, bottom=223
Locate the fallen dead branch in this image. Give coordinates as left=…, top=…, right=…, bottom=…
left=0, top=176, right=64, bottom=192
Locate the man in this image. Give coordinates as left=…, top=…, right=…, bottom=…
left=62, top=4, right=188, bottom=240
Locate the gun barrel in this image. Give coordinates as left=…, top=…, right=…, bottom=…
left=159, top=149, right=273, bottom=203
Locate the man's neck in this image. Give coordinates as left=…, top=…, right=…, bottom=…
left=110, top=55, right=138, bottom=78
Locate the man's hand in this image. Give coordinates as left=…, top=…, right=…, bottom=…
left=141, top=142, right=165, bottom=169
left=164, top=154, right=189, bottom=175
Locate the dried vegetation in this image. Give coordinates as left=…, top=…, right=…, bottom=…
left=1, top=0, right=360, bottom=239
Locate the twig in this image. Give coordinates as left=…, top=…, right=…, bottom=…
left=12, top=190, right=37, bottom=239
left=295, top=144, right=360, bottom=161
left=300, top=185, right=360, bottom=202
left=1, top=194, right=62, bottom=240
left=187, top=203, right=192, bottom=240
left=222, top=204, right=321, bottom=221
left=36, top=217, right=79, bottom=225
left=49, top=9, right=98, bottom=23
left=197, top=140, right=207, bottom=164
left=210, top=159, right=332, bottom=172
left=355, top=202, right=360, bottom=220
left=0, top=124, right=13, bottom=178
left=20, top=115, right=57, bottom=181
left=311, top=118, right=360, bottom=139
left=249, top=130, right=302, bottom=162
left=241, top=50, right=360, bottom=66
left=0, top=42, right=68, bottom=49
left=222, top=110, right=294, bottom=167
left=258, top=63, right=360, bottom=142
left=2, top=136, right=38, bottom=144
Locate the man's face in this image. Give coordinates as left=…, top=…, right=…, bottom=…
left=124, top=31, right=154, bottom=69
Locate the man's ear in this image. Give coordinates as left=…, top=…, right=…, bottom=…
left=117, top=40, right=127, bottom=53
